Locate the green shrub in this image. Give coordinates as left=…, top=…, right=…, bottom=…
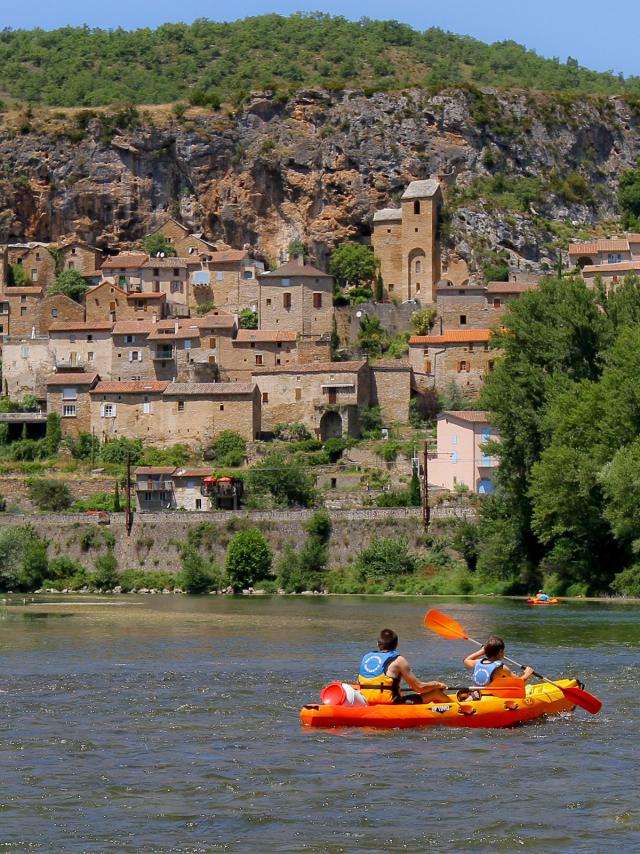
left=48, top=270, right=89, bottom=302
left=209, top=431, right=247, bottom=467
left=79, top=527, right=102, bottom=552
left=71, top=493, right=116, bottom=512
left=225, top=529, right=272, bottom=590
left=0, top=525, right=49, bottom=591
left=47, top=556, right=86, bottom=580
left=239, top=308, right=258, bottom=329
left=93, top=551, right=119, bottom=590
left=359, top=405, right=383, bottom=438
left=118, top=569, right=178, bottom=592
left=247, top=451, right=317, bottom=507
left=611, top=566, right=640, bottom=597
left=354, top=536, right=417, bottom=583
left=273, top=423, right=311, bottom=441
left=100, top=437, right=143, bottom=465
left=27, top=479, right=72, bottom=511
left=138, top=444, right=190, bottom=467
left=67, top=432, right=101, bottom=460
left=178, top=547, right=219, bottom=593
left=142, top=233, right=176, bottom=257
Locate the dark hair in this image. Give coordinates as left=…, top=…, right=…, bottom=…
left=378, top=628, right=398, bottom=651
left=483, top=636, right=505, bottom=659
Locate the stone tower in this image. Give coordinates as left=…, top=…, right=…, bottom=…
left=372, top=178, right=442, bottom=303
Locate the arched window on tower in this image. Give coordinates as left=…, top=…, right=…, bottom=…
left=415, top=260, right=421, bottom=273
left=414, top=201, right=421, bottom=215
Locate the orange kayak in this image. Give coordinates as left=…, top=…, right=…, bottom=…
left=300, top=679, right=578, bottom=729
left=527, top=597, right=559, bottom=605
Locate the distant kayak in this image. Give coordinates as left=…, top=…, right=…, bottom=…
left=300, top=679, right=579, bottom=729
left=527, top=597, right=559, bottom=605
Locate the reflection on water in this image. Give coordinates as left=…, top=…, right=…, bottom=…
left=0, top=594, right=638, bottom=853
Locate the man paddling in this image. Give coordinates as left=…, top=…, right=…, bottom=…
left=358, top=628, right=449, bottom=705
left=463, top=636, right=534, bottom=687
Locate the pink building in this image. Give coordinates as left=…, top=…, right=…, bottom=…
left=428, top=410, right=498, bottom=494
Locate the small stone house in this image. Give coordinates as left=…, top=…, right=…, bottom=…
left=101, top=253, right=148, bottom=291
left=48, top=321, right=113, bottom=376
left=253, top=360, right=370, bottom=438
left=46, top=372, right=100, bottom=438
left=1, top=287, right=43, bottom=336
left=369, top=359, right=412, bottom=425
left=147, top=218, right=190, bottom=244
left=258, top=259, right=334, bottom=337
left=2, top=335, right=53, bottom=399
left=226, top=330, right=298, bottom=381
left=36, top=293, right=85, bottom=334
left=59, top=239, right=103, bottom=277
left=7, top=244, right=56, bottom=288
left=409, top=329, right=494, bottom=397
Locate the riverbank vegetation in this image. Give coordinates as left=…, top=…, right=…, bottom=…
left=0, top=15, right=639, bottom=109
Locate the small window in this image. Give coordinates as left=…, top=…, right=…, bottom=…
left=143, top=401, right=151, bottom=414
left=255, top=354, right=264, bottom=366
left=171, top=281, right=182, bottom=293
left=283, top=293, right=291, bottom=309
left=68, top=261, right=75, bottom=270
left=415, top=260, right=421, bottom=273
left=487, top=360, right=495, bottom=373
left=414, top=200, right=420, bottom=215
left=468, top=343, right=474, bottom=352
left=125, top=335, right=136, bottom=344
left=173, top=268, right=179, bottom=277
left=87, top=334, right=93, bottom=342
left=130, top=350, right=140, bottom=362
left=20, top=346, right=29, bottom=358
left=195, top=498, right=202, bottom=510
left=243, top=270, right=253, bottom=279
left=62, top=387, right=77, bottom=400
left=313, top=293, right=322, bottom=309
left=88, top=352, right=94, bottom=361
left=281, top=278, right=290, bottom=287
left=62, top=404, right=76, bottom=417
left=102, top=403, right=115, bottom=418
left=262, top=391, right=269, bottom=403
left=209, top=337, right=217, bottom=348
left=424, top=359, right=432, bottom=374
left=184, top=340, right=192, bottom=350
left=295, top=387, right=302, bottom=401
left=416, top=283, right=421, bottom=292
left=451, top=451, right=459, bottom=464
left=31, top=269, right=38, bottom=281
left=493, top=298, right=501, bottom=308
left=216, top=271, right=224, bottom=281
left=20, top=307, right=27, bottom=316
left=266, top=298, right=272, bottom=307
left=153, top=268, right=159, bottom=276
left=20, top=296, right=27, bottom=304
left=144, top=492, right=152, bottom=502
left=219, top=404, right=224, bottom=411
left=178, top=400, right=185, bottom=412
left=51, top=308, right=58, bottom=318
left=460, top=315, right=467, bottom=325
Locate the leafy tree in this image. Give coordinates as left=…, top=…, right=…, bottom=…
left=178, top=547, right=218, bottom=593
left=239, top=308, right=258, bottom=329
left=408, top=465, right=422, bottom=507
left=8, top=264, right=30, bottom=286
left=67, top=431, right=100, bottom=460
left=100, top=437, right=143, bottom=465
left=618, top=162, right=640, bottom=230
left=247, top=451, right=317, bottom=507
left=410, top=307, right=437, bottom=335
left=358, top=405, right=383, bottom=437
left=225, top=529, right=272, bottom=590
left=21, top=394, right=38, bottom=412
left=357, top=315, right=390, bottom=356
left=48, top=270, right=89, bottom=302
left=93, top=551, right=119, bottom=590
left=113, top=481, right=121, bottom=513
left=354, top=536, right=418, bottom=583
left=209, top=431, right=247, bottom=467
left=45, top=412, right=62, bottom=456
left=27, top=479, right=72, bottom=511
left=142, top=233, right=177, bottom=257
left=288, top=238, right=306, bottom=258
left=0, top=525, right=48, bottom=591
left=330, top=243, right=377, bottom=288
left=20, top=537, right=48, bottom=590
left=138, top=444, right=190, bottom=467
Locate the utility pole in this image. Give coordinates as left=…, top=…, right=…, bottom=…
left=125, top=453, right=132, bottom=536
left=91, top=427, right=96, bottom=467
left=422, top=441, right=430, bottom=531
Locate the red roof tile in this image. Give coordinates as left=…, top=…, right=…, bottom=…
left=4, top=287, right=43, bottom=295
left=442, top=410, right=491, bottom=423
left=582, top=261, right=640, bottom=274
left=134, top=466, right=176, bottom=475
left=91, top=381, right=169, bottom=394
left=486, top=282, right=538, bottom=294
left=102, top=253, right=149, bottom=269
left=126, top=292, right=166, bottom=300
left=49, top=321, right=113, bottom=332
left=253, top=360, right=366, bottom=375
left=261, top=260, right=331, bottom=278
left=112, top=321, right=156, bottom=335
left=410, top=330, right=492, bottom=344
left=46, top=372, right=99, bottom=386
left=568, top=239, right=629, bottom=255
left=208, top=250, right=249, bottom=264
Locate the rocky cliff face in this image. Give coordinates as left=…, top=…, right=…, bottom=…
left=1, top=87, right=638, bottom=275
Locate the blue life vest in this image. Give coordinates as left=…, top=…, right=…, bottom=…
left=473, top=658, right=504, bottom=686
left=537, top=593, right=550, bottom=601
left=358, top=650, right=400, bottom=703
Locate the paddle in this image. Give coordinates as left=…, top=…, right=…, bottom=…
left=423, top=609, right=602, bottom=715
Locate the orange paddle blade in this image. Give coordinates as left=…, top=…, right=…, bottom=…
left=561, top=685, right=602, bottom=715
left=424, top=609, right=469, bottom=641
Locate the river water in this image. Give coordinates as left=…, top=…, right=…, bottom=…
left=0, top=594, right=637, bottom=853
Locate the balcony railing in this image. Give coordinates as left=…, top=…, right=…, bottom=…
left=135, top=480, right=174, bottom=492
left=153, top=349, right=175, bottom=360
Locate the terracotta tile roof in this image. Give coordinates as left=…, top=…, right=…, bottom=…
left=134, top=466, right=176, bottom=475
left=126, top=292, right=166, bottom=300
left=173, top=468, right=213, bottom=477
left=253, top=360, right=366, bottom=375
left=147, top=327, right=201, bottom=341
left=4, top=287, right=43, bottom=295
left=442, top=410, right=491, bottom=423
left=91, top=381, right=169, bottom=394
left=409, top=330, right=492, bottom=344
left=625, top=233, right=640, bottom=242
left=46, top=372, right=99, bottom=386
left=142, top=257, right=189, bottom=269
left=102, top=253, right=148, bottom=269
left=260, top=260, right=330, bottom=278
left=149, top=217, right=189, bottom=236
left=112, top=321, right=156, bottom=335
left=568, top=239, right=629, bottom=255
left=189, top=313, right=236, bottom=329
left=401, top=179, right=440, bottom=199
left=49, top=321, right=113, bottom=332
left=163, top=382, right=257, bottom=396
left=208, top=250, right=249, bottom=264
left=234, top=329, right=297, bottom=343
left=582, top=261, right=640, bottom=274
left=486, top=282, right=538, bottom=293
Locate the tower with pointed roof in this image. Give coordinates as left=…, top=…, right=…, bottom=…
left=372, top=178, right=442, bottom=303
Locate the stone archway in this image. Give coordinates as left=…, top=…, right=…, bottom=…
left=320, top=410, right=343, bottom=441
left=408, top=248, right=426, bottom=300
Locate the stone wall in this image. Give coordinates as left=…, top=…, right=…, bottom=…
left=335, top=302, right=417, bottom=348
left=0, top=507, right=466, bottom=572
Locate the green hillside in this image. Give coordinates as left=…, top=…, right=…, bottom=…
left=0, top=13, right=639, bottom=108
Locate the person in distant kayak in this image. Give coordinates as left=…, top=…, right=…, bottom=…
left=463, top=636, right=534, bottom=686
left=358, top=628, right=449, bottom=705
left=536, top=591, right=550, bottom=602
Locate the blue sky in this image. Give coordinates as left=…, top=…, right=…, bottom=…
left=7, top=0, right=640, bottom=78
